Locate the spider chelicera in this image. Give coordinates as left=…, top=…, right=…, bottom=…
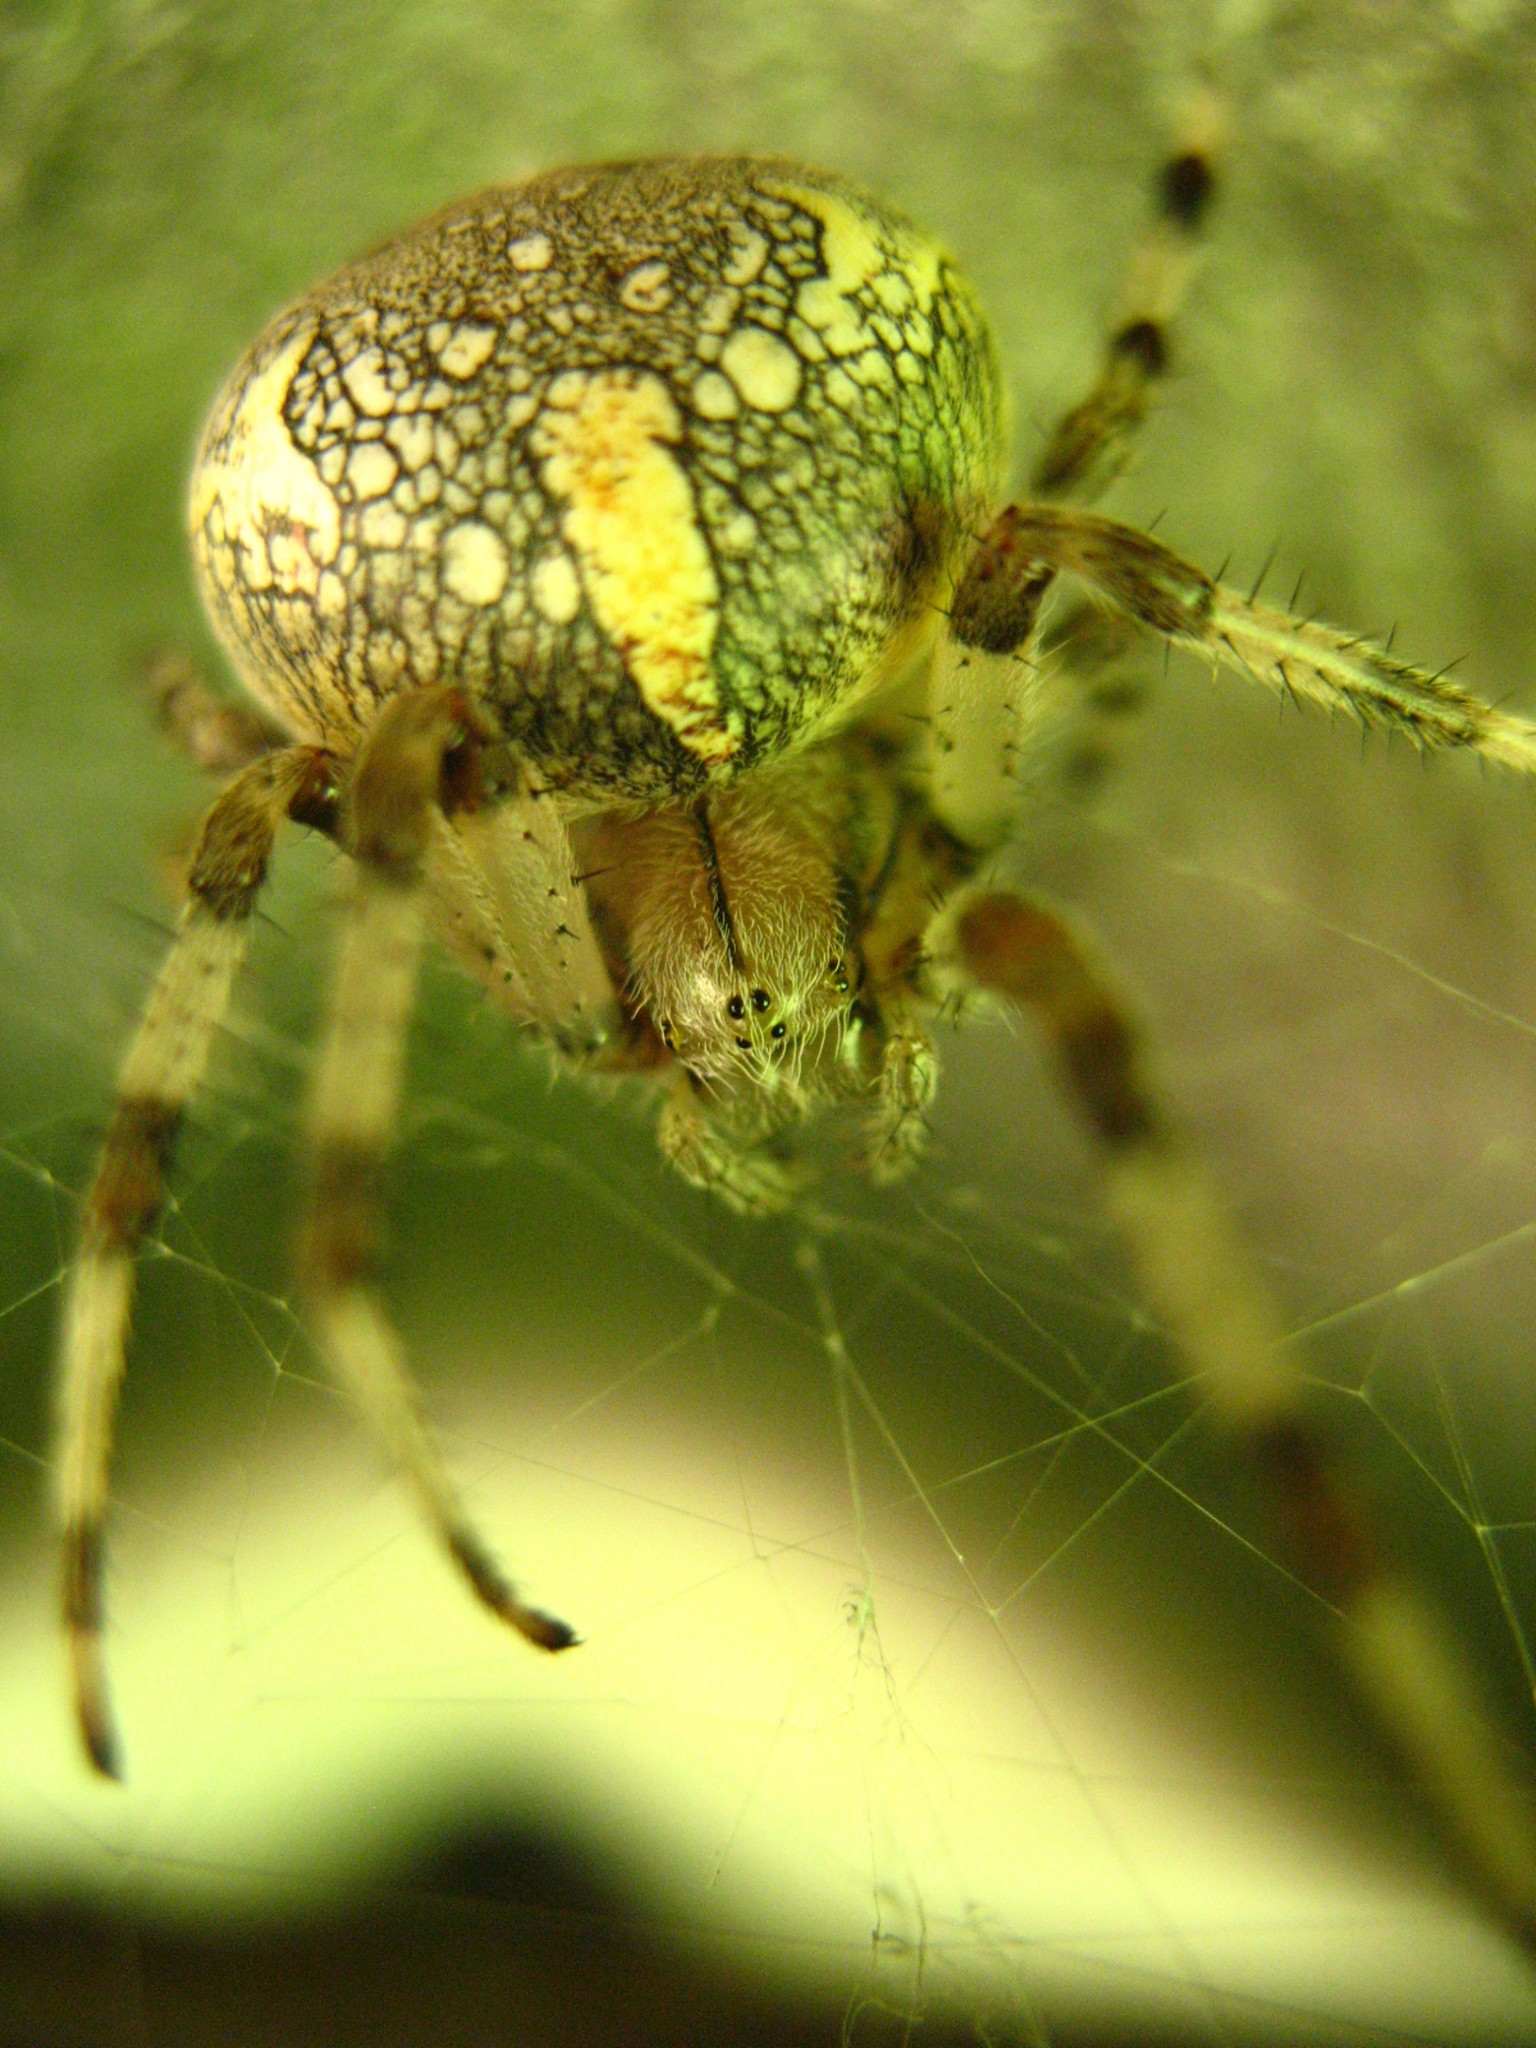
left=54, top=122, right=1536, bottom=1953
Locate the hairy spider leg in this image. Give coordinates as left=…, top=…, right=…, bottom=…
left=56, top=744, right=337, bottom=1777
left=959, top=504, right=1536, bottom=777
left=949, top=887, right=1536, bottom=1955
left=296, top=688, right=579, bottom=1661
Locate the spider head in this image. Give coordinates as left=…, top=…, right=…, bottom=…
left=592, top=778, right=855, bottom=1096
left=657, top=948, right=853, bottom=1094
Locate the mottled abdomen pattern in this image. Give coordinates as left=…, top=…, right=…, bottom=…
left=190, top=157, right=1005, bottom=802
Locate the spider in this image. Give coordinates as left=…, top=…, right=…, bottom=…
left=54, top=131, right=1536, bottom=1947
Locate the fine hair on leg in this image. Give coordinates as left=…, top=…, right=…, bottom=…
left=953, top=504, right=1536, bottom=778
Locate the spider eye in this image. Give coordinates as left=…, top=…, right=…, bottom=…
left=770, top=1022, right=787, bottom=1041
left=750, top=988, right=770, bottom=1013
left=726, top=994, right=746, bottom=1021
left=734, top=1036, right=751, bottom=1049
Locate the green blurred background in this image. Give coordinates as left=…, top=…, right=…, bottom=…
left=5, top=2, right=1536, bottom=2041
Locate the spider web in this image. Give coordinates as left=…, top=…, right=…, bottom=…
left=7, top=1, right=1536, bottom=2040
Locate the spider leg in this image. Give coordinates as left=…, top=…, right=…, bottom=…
left=657, top=1071, right=807, bottom=1215
left=144, top=649, right=288, bottom=778
left=930, top=100, right=1222, bottom=847
left=426, top=793, right=617, bottom=1058
left=297, top=688, right=577, bottom=1657
left=57, top=743, right=337, bottom=1777
left=856, top=1015, right=938, bottom=1185
left=1031, top=87, right=1222, bottom=501
left=946, top=887, right=1536, bottom=1954
left=951, top=504, right=1536, bottom=778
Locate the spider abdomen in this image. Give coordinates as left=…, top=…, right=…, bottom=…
left=189, top=157, right=1005, bottom=803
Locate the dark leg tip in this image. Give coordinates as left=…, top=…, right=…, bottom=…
left=72, top=1646, right=124, bottom=1781
left=447, top=1525, right=580, bottom=1654
left=519, top=1610, right=581, bottom=1654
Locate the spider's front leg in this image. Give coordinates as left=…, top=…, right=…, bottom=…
left=657, top=1073, right=808, bottom=1216
left=948, top=502, right=1536, bottom=777
left=298, top=688, right=578, bottom=1654
left=940, top=886, right=1536, bottom=1953
left=853, top=1014, right=939, bottom=1187
left=57, top=742, right=338, bottom=1776
left=842, top=795, right=977, bottom=1183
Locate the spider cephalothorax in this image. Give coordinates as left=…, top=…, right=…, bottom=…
left=54, top=132, right=1536, bottom=1960
left=578, top=762, right=858, bottom=1092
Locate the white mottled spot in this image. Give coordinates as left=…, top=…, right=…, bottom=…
left=722, top=227, right=768, bottom=287
left=824, top=367, right=859, bottom=412
left=698, top=287, right=741, bottom=337
left=620, top=260, right=672, bottom=313
left=691, top=370, right=739, bottom=420
left=436, top=323, right=497, bottom=378
left=720, top=325, right=802, bottom=413
left=346, top=441, right=399, bottom=500
left=359, top=499, right=408, bottom=551
left=785, top=316, right=826, bottom=365
left=387, top=414, right=435, bottom=473
left=718, top=508, right=757, bottom=554
left=340, top=347, right=395, bottom=417
left=872, top=269, right=914, bottom=315
left=795, top=277, right=862, bottom=356
left=367, top=630, right=410, bottom=688
left=531, top=548, right=582, bottom=623
left=441, top=521, right=509, bottom=606
left=509, top=232, right=553, bottom=272
left=850, top=348, right=895, bottom=390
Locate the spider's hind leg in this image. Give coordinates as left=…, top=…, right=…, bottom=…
left=298, top=688, right=577, bottom=1656
left=941, top=885, right=1536, bottom=1954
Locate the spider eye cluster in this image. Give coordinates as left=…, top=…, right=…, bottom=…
left=723, top=984, right=792, bottom=1050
